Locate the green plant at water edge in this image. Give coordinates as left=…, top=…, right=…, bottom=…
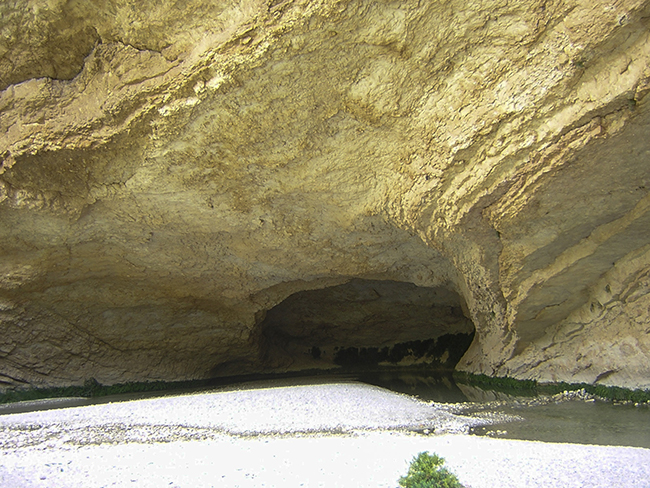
left=0, top=378, right=210, bottom=405
left=453, top=371, right=650, bottom=403
left=452, top=371, right=538, bottom=396
left=398, top=452, right=463, bottom=488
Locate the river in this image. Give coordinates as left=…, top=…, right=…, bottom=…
left=1, top=369, right=649, bottom=449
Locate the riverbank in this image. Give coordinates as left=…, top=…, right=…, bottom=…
left=1, top=382, right=649, bottom=487
left=3, top=368, right=650, bottom=407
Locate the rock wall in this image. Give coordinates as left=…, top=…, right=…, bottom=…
left=1, top=0, right=650, bottom=390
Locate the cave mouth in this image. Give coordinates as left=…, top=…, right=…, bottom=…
left=257, top=279, right=476, bottom=374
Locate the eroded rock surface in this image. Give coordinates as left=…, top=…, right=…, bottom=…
left=1, top=0, right=650, bottom=389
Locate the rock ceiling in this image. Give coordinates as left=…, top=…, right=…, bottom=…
left=1, top=0, right=650, bottom=389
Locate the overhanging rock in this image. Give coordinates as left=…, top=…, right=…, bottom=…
left=1, top=0, right=650, bottom=390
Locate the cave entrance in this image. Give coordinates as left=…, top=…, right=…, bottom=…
left=258, top=279, right=475, bottom=373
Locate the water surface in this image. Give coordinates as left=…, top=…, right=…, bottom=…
left=2, top=370, right=649, bottom=449
left=357, top=371, right=650, bottom=449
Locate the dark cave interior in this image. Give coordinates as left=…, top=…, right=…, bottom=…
left=256, top=279, right=476, bottom=373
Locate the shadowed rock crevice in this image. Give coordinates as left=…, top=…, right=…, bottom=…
left=257, top=279, right=475, bottom=372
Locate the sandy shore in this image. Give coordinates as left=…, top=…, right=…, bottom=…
left=1, top=382, right=649, bottom=487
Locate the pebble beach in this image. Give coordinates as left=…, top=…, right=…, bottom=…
left=1, top=382, right=649, bottom=487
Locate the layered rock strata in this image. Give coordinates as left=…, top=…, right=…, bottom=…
left=1, top=0, right=650, bottom=389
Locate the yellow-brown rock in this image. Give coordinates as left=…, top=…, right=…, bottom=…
left=1, top=0, right=650, bottom=390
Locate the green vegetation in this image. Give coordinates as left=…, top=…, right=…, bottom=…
left=333, top=333, right=474, bottom=369
left=398, top=452, right=463, bottom=488
left=0, top=377, right=209, bottom=405
left=452, top=371, right=538, bottom=396
left=453, top=371, right=650, bottom=403
left=539, top=381, right=650, bottom=403
left=3, top=370, right=650, bottom=407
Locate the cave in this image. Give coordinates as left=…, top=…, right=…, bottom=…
left=3, top=0, right=650, bottom=393
left=256, top=279, right=476, bottom=374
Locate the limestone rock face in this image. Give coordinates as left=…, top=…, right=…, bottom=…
left=1, top=0, right=650, bottom=390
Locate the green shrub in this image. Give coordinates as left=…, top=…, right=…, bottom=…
left=453, top=371, right=650, bottom=403
left=398, top=452, right=463, bottom=488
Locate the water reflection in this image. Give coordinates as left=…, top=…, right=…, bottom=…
left=467, top=399, right=650, bottom=449
left=355, top=371, right=468, bottom=403
left=357, top=371, right=650, bottom=449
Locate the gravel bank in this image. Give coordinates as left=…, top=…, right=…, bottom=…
left=1, top=382, right=648, bottom=487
